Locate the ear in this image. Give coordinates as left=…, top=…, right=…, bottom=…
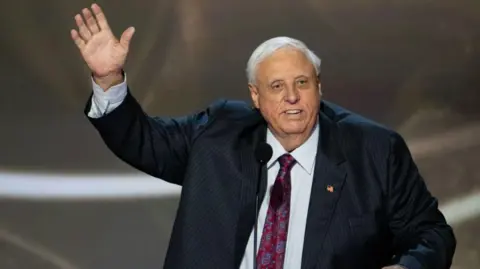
left=316, top=75, right=322, bottom=96
left=248, top=83, right=260, bottom=109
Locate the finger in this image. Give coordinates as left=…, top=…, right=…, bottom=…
left=71, top=29, right=85, bottom=50
left=80, top=8, right=94, bottom=38
left=120, top=27, right=135, bottom=50
left=83, top=7, right=100, bottom=34
left=75, top=13, right=91, bottom=41
left=91, top=3, right=111, bottom=32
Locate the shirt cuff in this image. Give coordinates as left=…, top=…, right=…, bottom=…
left=91, top=73, right=128, bottom=104
left=88, top=73, right=128, bottom=118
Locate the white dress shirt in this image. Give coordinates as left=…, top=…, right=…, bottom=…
left=89, top=75, right=319, bottom=268
left=239, top=121, right=318, bottom=269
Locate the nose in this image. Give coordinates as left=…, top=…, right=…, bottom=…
left=284, top=86, right=300, bottom=104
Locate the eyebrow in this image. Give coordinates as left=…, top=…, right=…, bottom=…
left=294, top=75, right=309, bottom=79
left=269, top=79, right=283, bottom=85
left=267, top=74, right=311, bottom=84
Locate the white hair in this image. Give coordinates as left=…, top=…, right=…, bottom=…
left=246, top=36, right=322, bottom=84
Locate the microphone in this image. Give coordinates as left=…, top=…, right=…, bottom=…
left=253, top=142, right=273, bottom=269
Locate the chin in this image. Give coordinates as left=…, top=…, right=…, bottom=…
left=280, top=125, right=308, bottom=135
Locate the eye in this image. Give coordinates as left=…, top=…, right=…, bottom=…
left=271, top=82, right=284, bottom=90
left=296, top=78, right=309, bottom=87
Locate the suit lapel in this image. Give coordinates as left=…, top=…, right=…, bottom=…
left=234, top=110, right=267, bottom=268
left=301, top=107, right=347, bottom=269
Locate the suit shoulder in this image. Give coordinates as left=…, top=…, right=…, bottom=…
left=206, top=99, right=256, bottom=121
left=322, top=100, right=399, bottom=144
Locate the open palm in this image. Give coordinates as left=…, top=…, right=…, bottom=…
left=71, top=3, right=135, bottom=78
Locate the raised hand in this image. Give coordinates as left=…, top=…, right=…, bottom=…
left=71, top=3, right=135, bottom=89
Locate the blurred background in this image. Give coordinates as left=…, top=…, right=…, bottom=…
left=0, top=0, right=479, bottom=268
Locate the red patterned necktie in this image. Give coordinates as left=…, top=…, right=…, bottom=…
left=256, top=153, right=296, bottom=269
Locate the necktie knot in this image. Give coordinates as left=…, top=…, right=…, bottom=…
left=278, top=154, right=296, bottom=171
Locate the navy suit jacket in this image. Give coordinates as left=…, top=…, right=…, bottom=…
left=85, top=91, right=456, bottom=269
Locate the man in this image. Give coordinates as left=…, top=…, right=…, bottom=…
left=71, top=3, right=456, bottom=269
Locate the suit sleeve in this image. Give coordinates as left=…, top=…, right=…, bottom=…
left=84, top=89, right=223, bottom=185
left=387, top=132, right=456, bottom=269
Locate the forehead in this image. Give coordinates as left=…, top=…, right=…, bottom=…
left=256, top=47, right=315, bottom=81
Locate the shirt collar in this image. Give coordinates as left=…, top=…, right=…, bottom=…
left=266, top=120, right=319, bottom=175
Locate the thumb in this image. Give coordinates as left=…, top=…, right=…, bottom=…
left=120, top=26, right=135, bottom=50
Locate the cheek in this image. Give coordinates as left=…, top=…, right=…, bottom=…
left=302, top=92, right=320, bottom=110
left=263, top=106, right=279, bottom=122
left=258, top=101, right=282, bottom=123
left=259, top=96, right=282, bottom=111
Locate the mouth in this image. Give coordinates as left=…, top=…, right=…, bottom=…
left=284, top=109, right=302, bottom=115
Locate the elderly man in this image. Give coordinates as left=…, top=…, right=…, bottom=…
left=72, top=3, right=455, bottom=269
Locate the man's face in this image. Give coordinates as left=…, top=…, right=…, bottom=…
left=249, top=47, right=321, bottom=139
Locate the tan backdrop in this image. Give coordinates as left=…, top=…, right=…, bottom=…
left=0, top=0, right=479, bottom=268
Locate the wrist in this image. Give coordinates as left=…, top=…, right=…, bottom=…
left=93, top=70, right=124, bottom=91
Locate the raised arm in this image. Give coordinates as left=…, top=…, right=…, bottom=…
left=72, top=3, right=220, bottom=184
left=85, top=88, right=217, bottom=185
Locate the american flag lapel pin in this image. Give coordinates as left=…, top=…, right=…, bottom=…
left=326, top=185, right=334, bottom=193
